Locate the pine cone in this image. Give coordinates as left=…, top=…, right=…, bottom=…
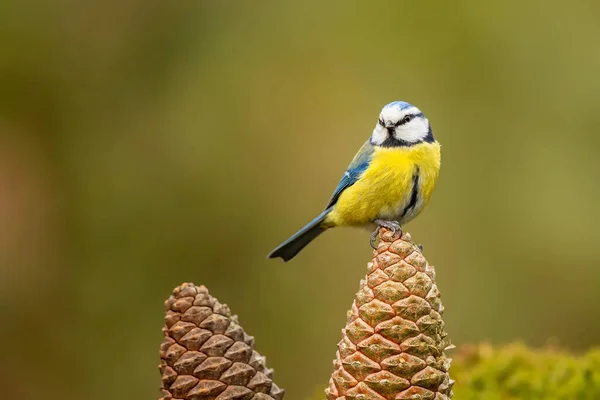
left=327, top=229, right=453, bottom=400
left=159, top=283, right=285, bottom=400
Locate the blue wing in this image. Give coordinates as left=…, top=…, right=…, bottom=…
left=325, top=140, right=374, bottom=209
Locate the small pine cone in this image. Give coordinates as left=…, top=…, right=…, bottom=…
left=326, top=229, right=454, bottom=400
left=159, top=283, right=285, bottom=400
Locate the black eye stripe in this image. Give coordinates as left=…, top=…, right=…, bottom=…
left=395, top=112, right=424, bottom=127
left=380, top=113, right=424, bottom=128
left=395, top=115, right=412, bottom=127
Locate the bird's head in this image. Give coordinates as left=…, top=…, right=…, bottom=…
left=370, top=101, right=434, bottom=147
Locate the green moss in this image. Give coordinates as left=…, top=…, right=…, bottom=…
left=312, top=344, right=600, bottom=400
left=451, top=343, right=600, bottom=400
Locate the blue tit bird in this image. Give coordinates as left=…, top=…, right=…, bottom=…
left=268, top=101, right=441, bottom=262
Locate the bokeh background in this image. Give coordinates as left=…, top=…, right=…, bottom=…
left=1, top=1, right=600, bottom=399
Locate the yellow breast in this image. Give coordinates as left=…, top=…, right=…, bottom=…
left=325, top=142, right=441, bottom=227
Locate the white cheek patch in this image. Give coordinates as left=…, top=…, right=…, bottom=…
left=370, top=125, right=387, bottom=145
left=395, top=117, right=429, bottom=143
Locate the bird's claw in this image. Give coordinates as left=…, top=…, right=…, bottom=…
left=370, top=219, right=402, bottom=249
left=370, top=228, right=380, bottom=249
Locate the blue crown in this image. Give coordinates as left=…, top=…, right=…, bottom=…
left=383, top=101, right=414, bottom=111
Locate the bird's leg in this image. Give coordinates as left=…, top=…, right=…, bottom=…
left=370, top=219, right=402, bottom=249
left=374, top=219, right=402, bottom=235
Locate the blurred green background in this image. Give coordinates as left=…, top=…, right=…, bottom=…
left=1, top=1, right=599, bottom=399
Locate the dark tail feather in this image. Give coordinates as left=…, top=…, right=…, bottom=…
left=267, top=207, right=332, bottom=262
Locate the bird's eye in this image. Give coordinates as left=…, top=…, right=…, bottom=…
left=396, top=115, right=413, bottom=126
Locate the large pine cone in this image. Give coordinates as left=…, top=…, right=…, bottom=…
left=327, top=229, right=453, bottom=400
left=159, top=283, right=285, bottom=400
